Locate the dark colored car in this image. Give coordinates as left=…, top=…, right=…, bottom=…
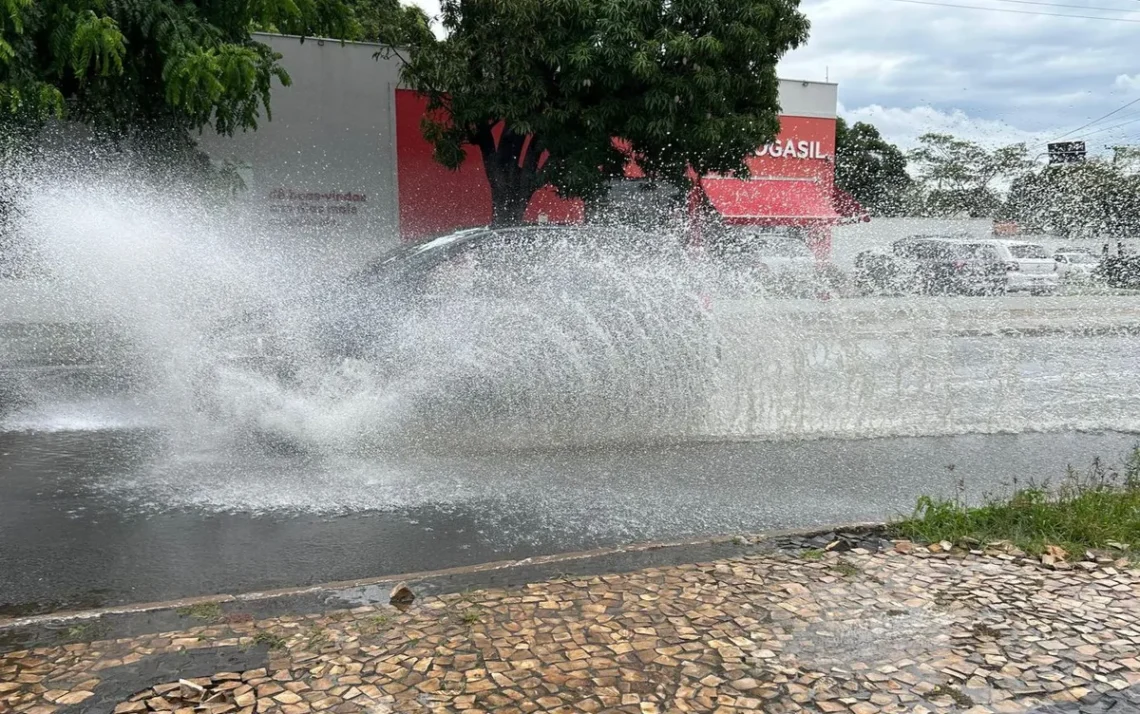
left=319, top=224, right=712, bottom=361
left=199, top=224, right=721, bottom=450
left=855, top=236, right=1006, bottom=296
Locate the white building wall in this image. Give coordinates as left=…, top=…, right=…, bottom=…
left=197, top=34, right=406, bottom=269
left=776, top=79, right=838, bottom=119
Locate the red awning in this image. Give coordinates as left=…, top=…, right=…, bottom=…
left=832, top=186, right=871, bottom=224
left=700, top=177, right=842, bottom=225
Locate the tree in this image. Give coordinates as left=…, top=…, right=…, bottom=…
left=0, top=1, right=430, bottom=162
left=1006, top=160, right=1140, bottom=239
left=833, top=117, right=912, bottom=217
left=907, top=133, right=1031, bottom=218
left=264, top=0, right=432, bottom=46
left=395, top=0, right=810, bottom=226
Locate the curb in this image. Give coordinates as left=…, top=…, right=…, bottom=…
left=0, top=521, right=885, bottom=653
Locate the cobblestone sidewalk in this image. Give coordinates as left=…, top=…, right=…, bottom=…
left=3, top=543, right=1139, bottom=714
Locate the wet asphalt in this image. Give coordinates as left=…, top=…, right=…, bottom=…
left=2, top=427, right=1137, bottom=617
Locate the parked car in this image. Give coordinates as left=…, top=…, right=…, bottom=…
left=707, top=230, right=831, bottom=298
left=855, top=235, right=1005, bottom=296
left=1053, top=251, right=1099, bottom=281
left=972, top=240, right=1060, bottom=294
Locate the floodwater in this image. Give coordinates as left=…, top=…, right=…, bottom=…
left=1, top=424, right=1136, bottom=617
left=2, top=328, right=1139, bottom=616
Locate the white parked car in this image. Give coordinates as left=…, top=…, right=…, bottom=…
left=1053, top=251, right=1099, bottom=280
left=974, top=240, right=1060, bottom=294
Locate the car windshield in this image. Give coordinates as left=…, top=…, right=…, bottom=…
left=347, top=225, right=680, bottom=286
left=1009, top=244, right=1051, bottom=259
left=1062, top=253, right=1098, bottom=264
left=963, top=244, right=1000, bottom=260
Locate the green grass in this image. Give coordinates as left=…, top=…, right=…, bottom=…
left=63, top=621, right=107, bottom=641
left=893, top=447, right=1140, bottom=559
left=802, top=549, right=824, bottom=560
left=251, top=630, right=287, bottom=650
left=177, top=602, right=224, bottom=622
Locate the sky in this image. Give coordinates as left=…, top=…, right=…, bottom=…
left=405, top=0, right=1140, bottom=153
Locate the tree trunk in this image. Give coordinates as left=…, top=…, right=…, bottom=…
left=473, top=124, right=544, bottom=228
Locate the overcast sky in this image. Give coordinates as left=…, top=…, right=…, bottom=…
left=407, top=0, right=1140, bottom=152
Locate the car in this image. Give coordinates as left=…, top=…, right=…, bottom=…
left=972, top=240, right=1060, bottom=294
left=855, top=236, right=1005, bottom=296
left=199, top=224, right=722, bottom=450
left=706, top=229, right=830, bottom=298
left=1053, top=251, right=1099, bottom=281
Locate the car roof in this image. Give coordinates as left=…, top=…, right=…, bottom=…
left=975, top=239, right=1047, bottom=247
left=352, top=223, right=673, bottom=278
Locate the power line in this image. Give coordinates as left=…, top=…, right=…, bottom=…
left=1054, top=96, right=1140, bottom=139
left=884, top=0, right=1140, bottom=22
left=989, top=0, right=1140, bottom=13
left=1075, top=113, right=1140, bottom=139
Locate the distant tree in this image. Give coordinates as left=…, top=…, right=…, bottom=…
left=1006, top=160, right=1140, bottom=239
left=908, top=133, right=1031, bottom=218
left=394, top=0, right=811, bottom=226
left=834, top=117, right=912, bottom=217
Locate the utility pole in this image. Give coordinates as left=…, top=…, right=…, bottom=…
left=1108, top=144, right=1140, bottom=171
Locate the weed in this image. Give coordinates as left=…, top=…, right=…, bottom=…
left=460, top=608, right=481, bottom=626
left=929, top=684, right=975, bottom=708
left=303, top=625, right=329, bottom=651
left=177, top=602, right=224, bottom=622
left=362, top=614, right=391, bottom=634
left=893, top=446, right=1140, bottom=558
left=62, top=621, right=107, bottom=641
left=252, top=630, right=286, bottom=650
left=973, top=622, right=1002, bottom=639
left=802, top=549, right=824, bottom=560
left=833, top=561, right=859, bottom=578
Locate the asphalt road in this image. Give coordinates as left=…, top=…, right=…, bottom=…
left=1, top=427, right=1137, bottom=618
left=2, top=302, right=1140, bottom=618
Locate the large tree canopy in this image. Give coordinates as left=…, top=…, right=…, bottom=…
left=0, top=0, right=429, bottom=141
left=834, top=117, right=912, bottom=217
left=397, top=0, right=810, bottom=226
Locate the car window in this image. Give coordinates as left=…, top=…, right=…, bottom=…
left=964, top=244, right=1000, bottom=261
left=1009, top=244, right=1051, bottom=259
left=1068, top=253, right=1098, bottom=264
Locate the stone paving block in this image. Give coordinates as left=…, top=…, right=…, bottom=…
left=4, top=545, right=1140, bottom=713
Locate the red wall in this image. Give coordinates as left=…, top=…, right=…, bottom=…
left=395, top=90, right=582, bottom=241
left=394, top=89, right=837, bottom=242
left=743, top=116, right=836, bottom=187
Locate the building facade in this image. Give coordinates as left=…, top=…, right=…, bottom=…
left=199, top=34, right=858, bottom=265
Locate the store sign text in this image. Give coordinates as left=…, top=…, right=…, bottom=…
left=756, top=140, right=829, bottom=160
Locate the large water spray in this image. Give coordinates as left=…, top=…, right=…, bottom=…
left=6, top=170, right=1140, bottom=482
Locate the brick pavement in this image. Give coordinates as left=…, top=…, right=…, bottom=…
left=2, top=542, right=1139, bottom=714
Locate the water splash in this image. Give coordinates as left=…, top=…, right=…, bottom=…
left=6, top=172, right=1140, bottom=462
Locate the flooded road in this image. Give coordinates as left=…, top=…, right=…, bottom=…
left=3, top=303, right=1140, bottom=617
left=2, top=427, right=1137, bottom=616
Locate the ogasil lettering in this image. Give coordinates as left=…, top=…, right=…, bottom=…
left=755, top=140, right=829, bottom=160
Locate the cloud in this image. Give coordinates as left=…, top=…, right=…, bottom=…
left=1116, top=75, right=1140, bottom=92
left=780, top=0, right=1140, bottom=146
left=839, top=103, right=1053, bottom=151
left=404, top=0, right=1140, bottom=148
